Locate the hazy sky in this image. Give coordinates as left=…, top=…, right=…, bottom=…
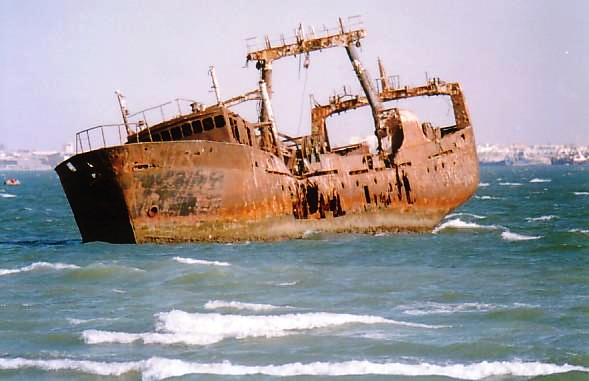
left=1, top=0, right=588, bottom=150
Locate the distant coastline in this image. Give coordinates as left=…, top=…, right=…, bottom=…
left=1, top=144, right=588, bottom=170
left=477, top=144, right=589, bottom=166
left=0, top=144, right=73, bottom=171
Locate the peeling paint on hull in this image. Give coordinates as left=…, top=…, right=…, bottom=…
left=55, top=125, right=479, bottom=244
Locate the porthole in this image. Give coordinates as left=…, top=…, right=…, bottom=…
left=147, top=205, right=159, bottom=217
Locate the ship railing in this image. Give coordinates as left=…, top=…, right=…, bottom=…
left=75, top=123, right=142, bottom=154
left=126, top=98, right=201, bottom=132
left=245, top=15, right=363, bottom=54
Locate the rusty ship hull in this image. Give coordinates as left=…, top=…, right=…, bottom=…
left=56, top=19, right=479, bottom=243
left=56, top=124, right=478, bottom=243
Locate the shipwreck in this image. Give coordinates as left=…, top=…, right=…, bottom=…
left=55, top=19, right=479, bottom=243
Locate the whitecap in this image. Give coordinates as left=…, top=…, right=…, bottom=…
left=1, top=357, right=586, bottom=380
left=0, top=357, right=139, bottom=377
left=173, top=257, right=230, bottom=267
left=529, top=178, right=551, bottom=183
left=574, top=191, right=589, bottom=196
left=433, top=218, right=499, bottom=234
left=446, top=212, right=486, bottom=219
left=478, top=182, right=490, bottom=187
left=83, top=310, right=442, bottom=346
left=499, top=182, right=522, bottom=186
left=0, top=262, right=80, bottom=277
left=501, top=231, right=542, bottom=241
left=569, top=228, right=589, bottom=234
left=67, top=317, right=119, bottom=325
left=400, top=302, right=538, bottom=316
left=277, top=281, right=298, bottom=287
left=401, top=302, right=497, bottom=316
left=525, top=215, right=558, bottom=222
left=204, top=300, right=291, bottom=312
left=474, top=195, right=502, bottom=200
left=0, top=193, right=16, bottom=198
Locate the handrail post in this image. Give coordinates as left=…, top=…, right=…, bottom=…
left=86, top=131, right=91, bottom=151
left=101, top=127, right=107, bottom=148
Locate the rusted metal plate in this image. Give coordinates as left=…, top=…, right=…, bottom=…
left=55, top=19, right=479, bottom=244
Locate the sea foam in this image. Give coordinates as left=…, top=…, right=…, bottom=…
left=446, top=212, right=486, bottom=219
left=525, top=215, right=558, bottom=222
left=529, top=178, right=551, bottom=183
left=0, top=193, right=16, bottom=198
left=0, top=262, right=80, bottom=277
left=401, top=302, right=537, bottom=316
left=501, top=231, right=542, bottom=241
left=433, top=218, right=499, bottom=234
left=475, top=195, right=502, bottom=200
left=0, top=357, right=586, bottom=380
left=173, top=257, right=230, bottom=267
left=569, top=228, right=589, bottom=234
left=83, top=311, right=441, bottom=346
left=401, top=302, right=497, bottom=316
left=499, top=182, right=522, bottom=186
left=574, top=191, right=589, bottom=196
left=204, top=300, right=290, bottom=311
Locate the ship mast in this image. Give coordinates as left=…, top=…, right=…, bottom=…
left=246, top=18, right=386, bottom=153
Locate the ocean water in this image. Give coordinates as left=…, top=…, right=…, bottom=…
left=0, top=166, right=588, bottom=381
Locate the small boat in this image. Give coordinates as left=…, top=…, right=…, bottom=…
left=4, top=178, right=21, bottom=186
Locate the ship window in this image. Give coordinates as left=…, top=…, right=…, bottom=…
left=181, top=123, right=192, bottom=136
left=161, top=130, right=172, bottom=141
left=246, top=128, right=252, bottom=146
left=152, top=133, right=162, bottom=142
left=214, top=115, right=226, bottom=128
left=203, top=117, right=214, bottom=131
left=171, top=127, right=182, bottom=140
left=364, top=186, right=371, bottom=204
left=192, top=119, right=203, bottom=133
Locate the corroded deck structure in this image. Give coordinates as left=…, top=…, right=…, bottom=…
left=56, top=19, right=479, bottom=243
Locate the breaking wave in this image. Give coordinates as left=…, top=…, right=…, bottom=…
left=529, top=178, right=551, bottom=183
left=83, top=310, right=442, bottom=346
left=401, top=302, right=498, bottom=316
left=204, top=300, right=290, bottom=311
left=67, top=317, right=120, bottom=325
left=501, top=231, right=542, bottom=241
left=498, top=182, right=522, bottom=186
left=0, top=193, right=16, bottom=198
left=478, top=182, right=489, bottom=187
left=573, top=191, right=589, bottom=196
left=173, top=257, right=230, bottom=267
left=433, top=218, right=499, bottom=234
left=446, top=213, right=486, bottom=219
left=0, top=262, right=80, bottom=277
left=400, top=302, right=537, bottom=316
left=0, top=357, right=586, bottom=380
left=569, top=228, right=589, bottom=234
left=525, top=215, right=558, bottom=222
left=277, top=281, right=298, bottom=287
left=474, top=195, right=503, bottom=200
